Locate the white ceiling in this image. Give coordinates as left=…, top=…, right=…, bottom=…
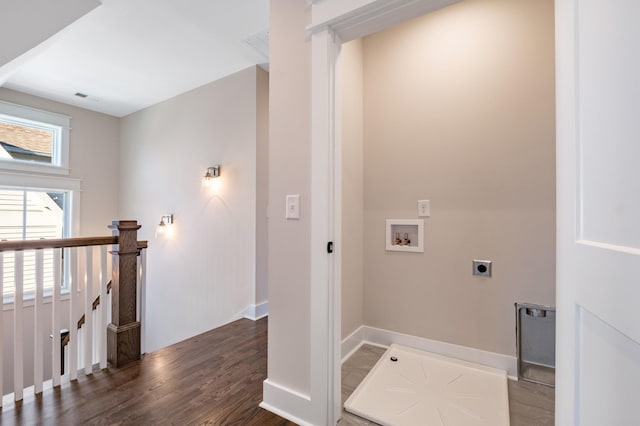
left=2, top=0, right=269, bottom=117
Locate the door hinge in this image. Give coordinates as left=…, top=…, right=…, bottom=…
left=327, top=241, right=334, bottom=254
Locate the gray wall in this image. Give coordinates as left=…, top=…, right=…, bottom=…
left=358, top=0, right=556, bottom=356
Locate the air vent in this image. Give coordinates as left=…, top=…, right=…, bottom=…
left=74, top=92, right=101, bottom=102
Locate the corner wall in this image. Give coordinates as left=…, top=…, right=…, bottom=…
left=255, top=67, right=269, bottom=307
left=119, top=67, right=261, bottom=352
left=361, top=0, right=556, bottom=356
left=341, top=39, right=365, bottom=339
left=266, top=0, right=312, bottom=397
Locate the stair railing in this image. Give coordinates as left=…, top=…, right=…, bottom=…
left=0, top=220, right=147, bottom=404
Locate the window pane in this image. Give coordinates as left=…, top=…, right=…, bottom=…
left=1, top=189, right=66, bottom=299
left=0, top=121, right=54, bottom=165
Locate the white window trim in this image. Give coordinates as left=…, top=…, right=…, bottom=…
left=0, top=100, right=71, bottom=175
left=0, top=171, right=82, bottom=304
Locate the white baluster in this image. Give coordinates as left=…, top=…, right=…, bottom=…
left=68, top=247, right=78, bottom=381
left=34, top=249, right=44, bottom=394
left=84, top=246, right=93, bottom=375
left=99, top=245, right=108, bottom=369
left=140, top=248, right=147, bottom=354
left=13, top=251, right=24, bottom=401
left=52, top=248, right=62, bottom=387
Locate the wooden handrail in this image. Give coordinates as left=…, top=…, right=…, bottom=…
left=0, top=237, right=148, bottom=252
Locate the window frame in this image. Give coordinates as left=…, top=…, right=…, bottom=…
left=0, top=100, right=71, bottom=175
left=0, top=171, right=81, bottom=304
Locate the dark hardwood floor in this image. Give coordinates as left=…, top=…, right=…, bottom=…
left=0, top=318, right=295, bottom=426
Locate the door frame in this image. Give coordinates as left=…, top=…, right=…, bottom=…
left=309, top=0, right=574, bottom=424
left=554, top=0, right=577, bottom=424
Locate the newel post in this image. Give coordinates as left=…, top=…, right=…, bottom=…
left=107, top=220, right=141, bottom=367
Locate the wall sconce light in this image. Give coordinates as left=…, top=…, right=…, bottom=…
left=156, top=214, right=174, bottom=236
left=203, top=165, right=220, bottom=187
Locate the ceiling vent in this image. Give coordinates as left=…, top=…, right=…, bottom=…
left=74, top=92, right=101, bottom=102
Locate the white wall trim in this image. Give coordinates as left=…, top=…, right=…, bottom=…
left=310, top=27, right=341, bottom=426
left=261, top=379, right=313, bottom=426
left=309, top=0, right=462, bottom=42
left=243, top=301, right=269, bottom=321
left=342, top=325, right=518, bottom=378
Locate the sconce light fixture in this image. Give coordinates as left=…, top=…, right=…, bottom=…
left=157, top=214, right=174, bottom=236
left=203, top=165, right=220, bottom=187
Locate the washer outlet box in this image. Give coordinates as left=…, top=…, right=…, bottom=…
left=473, top=260, right=492, bottom=277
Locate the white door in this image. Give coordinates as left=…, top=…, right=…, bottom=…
left=556, top=0, right=640, bottom=425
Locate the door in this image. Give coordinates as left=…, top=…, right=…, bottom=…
left=556, top=0, right=640, bottom=424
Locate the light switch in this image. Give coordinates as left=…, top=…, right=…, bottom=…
left=286, top=195, right=300, bottom=219
left=418, top=200, right=430, bottom=217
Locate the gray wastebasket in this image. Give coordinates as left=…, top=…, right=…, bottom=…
left=515, top=302, right=555, bottom=387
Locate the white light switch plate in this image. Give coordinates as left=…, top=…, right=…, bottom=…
left=286, top=195, right=300, bottom=219
left=418, top=200, right=430, bottom=217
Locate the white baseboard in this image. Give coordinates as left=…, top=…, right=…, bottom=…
left=342, top=325, right=517, bottom=377
left=243, top=301, right=269, bottom=321
left=261, top=379, right=313, bottom=426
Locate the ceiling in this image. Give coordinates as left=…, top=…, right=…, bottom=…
left=2, top=0, right=269, bottom=117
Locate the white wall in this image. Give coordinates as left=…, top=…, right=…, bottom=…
left=119, top=66, right=262, bottom=353
left=360, top=0, right=556, bottom=357
left=341, top=39, right=365, bottom=339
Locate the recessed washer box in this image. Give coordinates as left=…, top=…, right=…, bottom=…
left=385, top=219, right=424, bottom=253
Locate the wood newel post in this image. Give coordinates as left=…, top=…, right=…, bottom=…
left=107, top=220, right=142, bottom=367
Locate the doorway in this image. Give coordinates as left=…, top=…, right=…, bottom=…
left=309, top=0, right=556, bottom=424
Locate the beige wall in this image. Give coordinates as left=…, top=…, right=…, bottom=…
left=120, top=67, right=260, bottom=352
left=256, top=67, right=269, bottom=305
left=267, top=0, right=312, bottom=394
left=341, top=39, right=365, bottom=339
left=0, top=87, right=120, bottom=235
left=360, top=0, right=556, bottom=356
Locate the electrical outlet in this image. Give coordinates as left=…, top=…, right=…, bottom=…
left=286, top=194, right=300, bottom=219
left=473, top=260, right=492, bottom=277
left=417, top=200, right=430, bottom=217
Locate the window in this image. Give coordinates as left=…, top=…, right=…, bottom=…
left=0, top=101, right=70, bottom=175
left=0, top=100, right=78, bottom=302
left=0, top=188, right=70, bottom=299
